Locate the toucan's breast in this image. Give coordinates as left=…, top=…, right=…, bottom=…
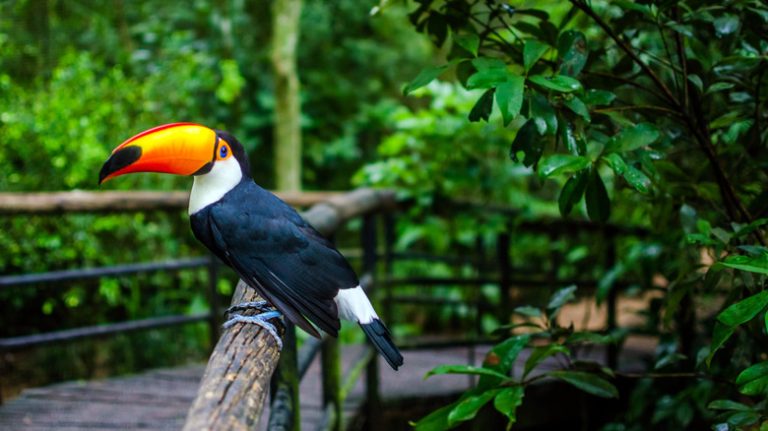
left=188, top=157, right=243, bottom=215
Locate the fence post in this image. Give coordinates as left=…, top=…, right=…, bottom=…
left=497, top=232, right=511, bottom=325
left=320, top=336, right=341, bottom=431
left=268, top=322, right=300, bottom=431
left=382, top=213, right=396, bottom=324
left=605, top=232, right=618, bottom=369
left=362, top=213, right=382, bottom=431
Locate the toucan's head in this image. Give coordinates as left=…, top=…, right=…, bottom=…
left=98, top=123, right=250, bottom=185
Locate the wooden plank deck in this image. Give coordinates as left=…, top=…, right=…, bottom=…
left=0, top=339, right=654, bottom=430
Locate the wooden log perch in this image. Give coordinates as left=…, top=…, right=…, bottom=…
left=182, top=188, right=395, bottom=431
left=183, top=281, right=282, bottom=431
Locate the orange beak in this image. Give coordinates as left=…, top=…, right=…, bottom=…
left=98, top=123, right=217, bottom=184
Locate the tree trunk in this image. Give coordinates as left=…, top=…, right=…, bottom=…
left=271, top=0, right=303, bottom=192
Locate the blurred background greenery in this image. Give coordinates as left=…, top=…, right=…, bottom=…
left=0, top=0, right=435, bottom=398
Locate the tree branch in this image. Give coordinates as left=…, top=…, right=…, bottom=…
left=569, top=0, right=680, bottom=109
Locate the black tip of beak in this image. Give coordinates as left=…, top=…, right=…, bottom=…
left=98, top=146, right=142, bottom=185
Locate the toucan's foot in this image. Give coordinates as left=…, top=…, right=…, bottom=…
left=222, top=311, right=283, bottom=350
left=224, top=300, right=272, bottom=316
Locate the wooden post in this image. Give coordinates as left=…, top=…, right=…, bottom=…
left=183, top=281, right=284, bottom=431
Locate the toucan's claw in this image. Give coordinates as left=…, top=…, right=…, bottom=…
left=222, top=311, right=284, bottom=350
left=224, top=300, right=272, bottom=316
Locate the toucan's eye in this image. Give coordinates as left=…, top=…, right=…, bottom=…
left=219, top=145, right=228, bottom=158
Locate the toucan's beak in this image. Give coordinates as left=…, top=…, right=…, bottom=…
left=98, top=122, right=217, bottom=184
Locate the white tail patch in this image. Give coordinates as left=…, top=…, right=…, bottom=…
left=334, top=285, right=378, bottom=324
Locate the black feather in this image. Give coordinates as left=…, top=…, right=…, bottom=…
left=360, top=319, right=404, bottom=371
left=190, top=179, right=356, bottom=337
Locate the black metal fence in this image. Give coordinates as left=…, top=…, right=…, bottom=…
left=0, top=190, right=648, bottom=430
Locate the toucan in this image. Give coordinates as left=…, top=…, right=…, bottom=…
left=98, top=123, right=403, bottom=370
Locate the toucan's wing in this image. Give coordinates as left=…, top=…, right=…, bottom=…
left=206, top=187, right=357, bottom=337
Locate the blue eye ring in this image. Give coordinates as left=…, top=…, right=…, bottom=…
left=219, top=145, right=228, bottom=158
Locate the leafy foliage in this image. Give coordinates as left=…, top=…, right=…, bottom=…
left=388, top=0, right=768, bottom=428
left=412, top=286, right=620, bottom=430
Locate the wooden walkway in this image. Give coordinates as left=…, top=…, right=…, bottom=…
left=0, top=339, right=654, bottom=430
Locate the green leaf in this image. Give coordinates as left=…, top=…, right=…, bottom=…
left=559, top=121, right=585, bottom=155
left=404, top=64, right=448, bottom=95
left=547, top=370, right=618, bottom=398
left=564, top=96, right=590, bottom=121
left=708, top=399, right=753, bottom=411
left=467, top=68, right=510, bottom=89
left=718, top=255, right=768, bottom=275
left=538, top=154, right=590, bottom=178
left=706, top=82, right=735, bottom=94
left=524, top=40, right=549, bottom=72
left=468, top=88, right=495, bottom=122
left=484, top=335, right=532, bottom=376
left=765, top=310, right=768, bottom=334
left=528, top=74, right=582, bottom=92
left=583, top=89, right=616, bottom=106
left=216, top=59, right=245, bottom=103
left=454, top=33, right=480, bottom=56
left=559, top=170, right=589, bottom=216
left=717, top=290, right=768, bottom=326
left=585, top=168, right=610, bottom=222
left=472, top=57, right=507, bottom=71
left=448, top=389, right=501, bottom=425
left=530, top=93, right=558, bottom=135
left=510, top=119, right=543, bottom=167
left=597, top=262, right=625, bottom=304
left=566, top=331, right=617, bottom=345
left=736, top=362, right=768, bottom=387
left=605, top=123, right=660, bottom=153
left=412, top=400, right=456, bottom=431
left=426, top=364, right=510, bottom=380
left=604, top=153, right=650, bottom=193
left=547, top=285, right=577, bottom=318
left=739, top=375, right=768, bottom=396
left=557, top=30, right=588, bottom=77
left=513, top=305, right=542, bottom=318
left=726, top=411, right=761, bottom=427
left=713, top=14, right=739, bottom=36
left=524, top=345, right=570, bottom=377
left=687, top=74, right=703, bottom=93
left=493, top=386, right=524, bottom=424
left=496, top=75, right=525, bottom=126
left=706, top=321, right=735, bottom=367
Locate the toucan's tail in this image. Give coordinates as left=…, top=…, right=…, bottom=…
left=360, top=319, right=403, bottom=370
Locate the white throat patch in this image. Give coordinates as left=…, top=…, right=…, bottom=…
left=188, top=157, right=243, bottom=215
